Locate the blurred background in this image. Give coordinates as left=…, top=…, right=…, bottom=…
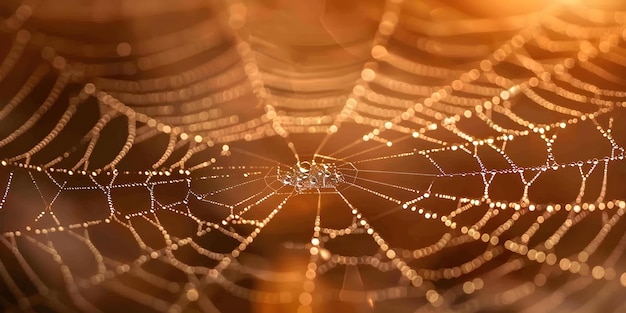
left=1, top=0, right=626, bottom=312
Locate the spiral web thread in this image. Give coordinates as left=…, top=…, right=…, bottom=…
left=1, top=0, right=626, bottom=312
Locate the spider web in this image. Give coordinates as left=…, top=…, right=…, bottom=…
left=1, top=0, right=626, bottom=312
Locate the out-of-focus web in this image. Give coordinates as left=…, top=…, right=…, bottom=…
left=1, top=0, right=626, bottom=312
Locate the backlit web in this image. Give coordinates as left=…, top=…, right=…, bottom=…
left=1, top=0, right=626, bottom=312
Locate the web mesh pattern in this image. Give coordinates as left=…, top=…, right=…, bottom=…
left=1, top=0, right=626, bottom=312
